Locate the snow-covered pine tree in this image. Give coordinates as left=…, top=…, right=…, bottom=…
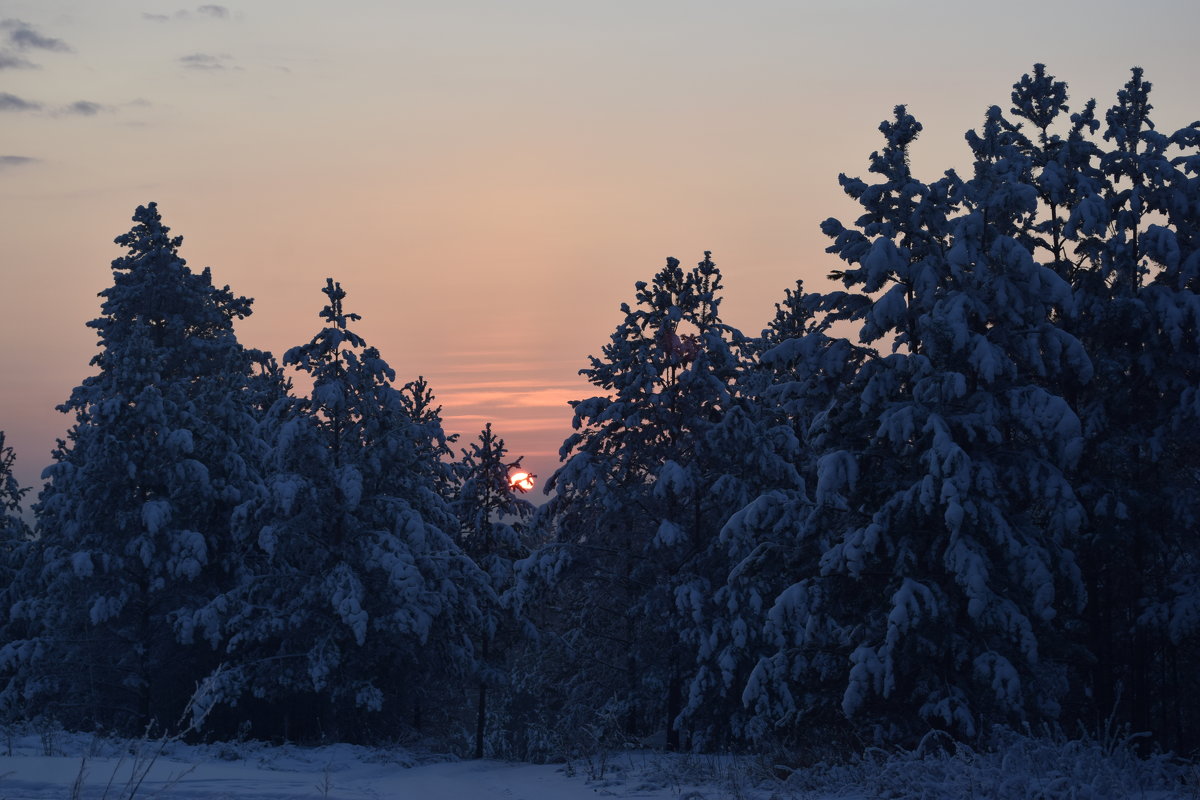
left=14, top=204, right=267, bottom=733
left=733, top=281, right=861, bottom=457
left=525, top=253, right=779, bottom=749
left=454, top=423, right=535, bottom=758
left=0, top=432, right=29, bottom=590
left=952, top=64, right=1200, bottom=749
left=743, top=101, right=1093, bottom=746
left=681, top=281, right=864, bottom=746
left=401, top=375, right=460, bottom=508
left=1030, top=67, right=1200, bottom=748
left=0, top=433, right=33, bottom=721
left=199, top=279, right=488, bottom=742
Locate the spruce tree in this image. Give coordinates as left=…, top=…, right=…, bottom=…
left=742, top=102, right=1093, bottom=745
left=957, top=64, right=1200, bottom=748
left=528, top=253, right=784, bottom=748
left=401, top=375, right=461, bottom=508
left=17, top=204, right=266, bottom=732
left=454, top=423, right=535, bottom=758
left=682, top=281, right=863, bottom=745
left=200, top=279, right=488, bottom=742
left=1040, top=67, right=1200, bottom=747
left=0, top=433, right=32, bottom=721
left=0, top=431, right=29, bottom=589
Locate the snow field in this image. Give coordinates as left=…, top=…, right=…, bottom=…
left=0, top=728, right=1192, bottom=800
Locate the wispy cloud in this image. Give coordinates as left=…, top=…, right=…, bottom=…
left=0, top=51, right=35, bottom=69
left=0, top=94, right=112, bottom=117
left=60, top=100, right=106, bottom=116
left=438, top=379, right=584, bottom=392
left=0, top=19, right=71, bottom=52
left=0, top=155, right=38, bottom=169
left=436, top=383, right=578, bottom=411
left=0, top=19, right=69, bottom=70
left=179, top=52, right=230, bottom=70
left=0, top=92, right=40, bottom=111
left=143, top=6, right=232, bottom=22
left=438, top=359, right=578, bottom=375
left=443, top=415, right=571, bottom=434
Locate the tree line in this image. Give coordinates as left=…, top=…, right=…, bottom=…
left=1, top=65, right=1198, bottom=758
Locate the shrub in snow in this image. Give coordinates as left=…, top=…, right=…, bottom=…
left=782, top=727, right=1188, bottom=800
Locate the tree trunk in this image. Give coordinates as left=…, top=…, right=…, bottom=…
left=665, top=667, right=682, bottom=751
left=625, top=616, right=638, bottom=737
left=475, top=636, right=489, bottom=759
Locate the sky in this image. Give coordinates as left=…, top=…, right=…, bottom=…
left=1, top=0, right=1198, bottom=499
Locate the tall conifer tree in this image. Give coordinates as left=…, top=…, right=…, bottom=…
left=17, top=204, right=265, bottom=732
left=199, top=280, right=488, bottom=742
left=455, top=423, right=535, bottom=758
left=529, top=253, right=791, bottom=748
left=683, top=281, right=862, bottom=745
left=1046, top=67, right=1200, bottom=746
left=0, top=433, right=32, bottom=721
left=743, top=101, right=1093, bottom=744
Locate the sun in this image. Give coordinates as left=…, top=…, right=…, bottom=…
left=508, top=471, right=535, bottom=492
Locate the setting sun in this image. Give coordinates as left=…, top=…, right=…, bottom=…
left=508, top=471, right=535, bottom=492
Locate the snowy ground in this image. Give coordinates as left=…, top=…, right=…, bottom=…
left=0, top=751, right=661, bottom=799
left=2, top=734, right=699, bottom=800
left=0, top=727, right=1193, bottom=799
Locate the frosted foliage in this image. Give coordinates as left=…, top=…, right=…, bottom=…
left=653, top=460, right=693, bottom=498
left=165, top=428, right=194, bottom=455
left=814, top=451, right=857, bottom=507
left=70, top=550, right=94, bottom=578
left=670, top=279, right=856, bottom=744
left=257, top=524, right=277, bottom=557
left=454, top=423, right=535, bottom=601
left=271, top=475, right=306, bottom=516
left=1057, top=66, right=1200, bottom=745
left=1168, top=579, right=1200, bottom=644
left=12, top=203, right=270, bottom=733
left=740, top=83, right=1113, bottom=743
left=193, top=278, right=488, bottom=725
left=327, top=564, right=368, bottom=645
left=141, top=499, right=172, bottom=534
left=653, top=519, right=684, bottom=548
left=167, top=529, right=208, bottom=581
left=88, top=593, right=125, bottom=626
left=843, top=644, right=885, bottom=718
left=725, top=65, right=1200, bottom=750
left=974, top=651, right=1022, bottom=706
left=336, top=465, right=363, bottom=509
left=535, top=252, right=807, bottom=747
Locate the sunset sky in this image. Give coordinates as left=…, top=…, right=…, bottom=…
left=2, top=0, right=1197, bottom=497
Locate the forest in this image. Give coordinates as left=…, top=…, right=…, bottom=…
left=1, top=64, right=1197, bottom=764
